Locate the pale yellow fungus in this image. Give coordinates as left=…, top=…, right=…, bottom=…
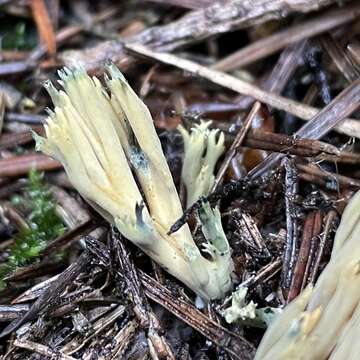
left=34, top=64, right=234, bottom=300
left=255, top=192, right=360, bottom=359
left=178, top=120, right=224, bottom=207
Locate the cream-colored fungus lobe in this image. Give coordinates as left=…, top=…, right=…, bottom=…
left=255, top=191, right=360, bottom=359
left=34, top=64, right=234, bottom=300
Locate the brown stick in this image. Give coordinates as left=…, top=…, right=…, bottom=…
left=248, top=76, right=360, bottom=179
left=243, top=130, right=360, bottom=164
left=297, top=163, right=360, bottom=189
left=320, top=33, right=360, bottom=83
left=212, top=102, right=261, bottom=192
left=0, top=7, right=118, bottom=76
left=281, top=157, right=299, bottom=295
left=0, top=127, right=44, bottom=149
left=236, top=40, right=308, bottom=110
left=213, top=5, right=360, bottom=71
left=308, top=210, right=337, bottom=284
left=14, top=339, right=75, bottom=360
left=140, top=272, right=255, bottom=360
left=30, top=0, right=57, bottom=55
left=288, top=211, right=322, bottom=302
left=125, top=43, right=360, bottom=140
left=0, top=154, right=61, bottom=177
left=60, top=0, right=345, bottom=70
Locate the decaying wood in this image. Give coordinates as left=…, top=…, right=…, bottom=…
left=320, top=33, right=360, bottom=83
left=0, top=304, right=29, bottom=322
left=61, top=304, right=127, bottom=355
left=235, top=39, right=308, bottom=111
left=240, top=258, right=282, bottom=289
left=308, top=210, right=337, bottom=284
left=143, top=0, right=213, bottom=9
left=230, top=209, right=270, bottom=258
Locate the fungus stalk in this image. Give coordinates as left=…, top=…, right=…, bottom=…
left=34, top=65, right=233, bottom=300
left=255, top=191, right=360, bottom=359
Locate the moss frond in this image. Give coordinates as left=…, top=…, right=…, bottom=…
left=0, top=170, right=65, bottom=289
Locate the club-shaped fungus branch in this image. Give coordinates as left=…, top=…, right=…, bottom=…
left=178, top=121, right=225, bottom=207
left=33, top=64, right=234, bottom=300
left=255, top=190, right=360, bottom=359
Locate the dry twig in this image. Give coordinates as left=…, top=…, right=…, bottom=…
left=125, top=43, right=360, bottom=140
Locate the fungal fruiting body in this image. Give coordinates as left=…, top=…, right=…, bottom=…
left=34, top=64, right=234, bottom=300
left=255, top=191, right=360, bottom=359
left=178, top=120, right=225, bottom=207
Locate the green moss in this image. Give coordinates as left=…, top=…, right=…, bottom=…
left=1, top=21, right=37, bottom=50
left=0, top=170, right=65, bottom=289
